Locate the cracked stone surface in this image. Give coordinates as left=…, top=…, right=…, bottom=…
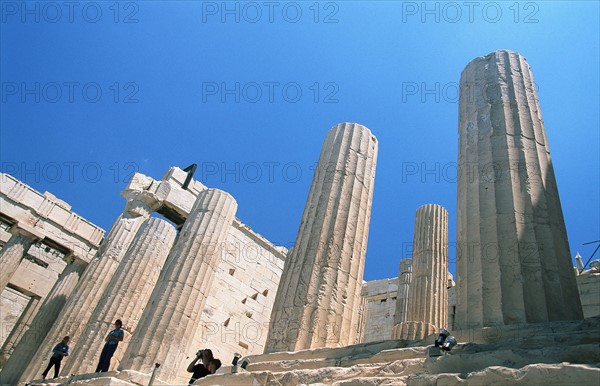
left=265, top=122, right=378, bottom=353
left=456, top=50, right=583, bottom=328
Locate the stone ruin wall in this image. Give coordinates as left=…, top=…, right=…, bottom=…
left=2, top=169, right=598, bottom=377
left=362, top=259, right=597, bottom=345
left=576, top=269, right=600, bottom=319
left=360, top=278, right=398, bottom=343
left=130, top=168, right=288, bottom=365
left=0, top=173, right=104, bottom=367
left=361, top=267, right=598, bottom=343
left=0, top=169, right=286, bottom=384
left=198, top=218, right=286, bottom=361
left=1, top=49, right=599, bottom=385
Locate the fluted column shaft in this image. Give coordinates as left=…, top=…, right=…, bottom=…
left=398, top=204, right=448, bottom=340
left=391, top=258, right=412, bottom=339
left=1, top=260, right=86, bottom=385
left=22, top=191, right=159, bottom=380
left=265, top=122, right=378, bottom=353
left=119, top=189, right=237, bottom=384
left=63, top=217, right=177, bottom=374
left=0, top=225, right=43, bottom=291
left=456, top=50, right=583, bottom=328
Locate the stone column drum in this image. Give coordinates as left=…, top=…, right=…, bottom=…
left=1, top=260, right=86, bottom=385
left=22, top=191, right=160, bottom=380
left=62, top=217, right=177, bottom=374
left=397, top=204, right=448, bottom=340
left=456, top=50, right=583, bottom=328
left=0, top=224, right=43, bottom=291
left=119, top=189, right=237, bottom=384
left=265, top=122, right=378, bottom=353
left=391, top=258, right=412, bottom=339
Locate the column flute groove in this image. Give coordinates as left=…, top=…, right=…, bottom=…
left=119, top=189, right=237, bottom=384
left=265, top=122, right=378, bottom=353
left=456, top=50, right=583, bottom=329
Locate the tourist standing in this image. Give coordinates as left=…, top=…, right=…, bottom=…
left=95, top=319, right=124, bottom=372
left=41, top=336, right=70, bottom=379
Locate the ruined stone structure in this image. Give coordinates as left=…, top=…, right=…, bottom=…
left=0, top=174, right=104, bottom=385
left=395, top=204, right=448, bottom=340
left=0, top=169, right=286, bottom=384
left=456, top=50, right=583, bottom=328
left=0, top=224, right=44, bottom=292
left=20, top=188, right=161, bottom=382
left=120, top=189, right=238, bottom=382
left=391, top=259, right=412, bottom=339
left=2, top=50, right=597, bottom=386
left=576, top=265, right=600, bottom=318
left=265, top=122, right=378, bottom=353
left=63, top=217, right=177, bottom=374
left=360, top=278, right=398, bottom=343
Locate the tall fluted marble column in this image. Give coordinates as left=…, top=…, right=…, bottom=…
left=1, top=259, right=86, bottom=385
left=391, top=258, right=412, bottom=339
left=0, top=224, right=43, bottom=291
left=119, top=189, right=237, bottom=384
left=265, top=122, right=378, bottom=353
left=62, top=217, right=177, bottom=374
left=22, top=191, right=160, bottom=380
left=398, top=204, right=448, bottom=340
left=456, top=50, right=583, bottom=328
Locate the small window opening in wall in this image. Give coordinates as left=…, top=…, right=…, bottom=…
left=238, top=341, right=249, bottom=350
left=223, top=318, right=230, bottom=327
left=241, top=298, right=247, bottom=304
left=262, top=289, right=269, bottom=296
left=245, top=311, right=253, bottom=318
left=250, top=293, right=258, bottom=300
left=380, top=299, right=387, bottom=303
left=391, top=297, right=397, bottom=300
left=229, top=268, right=235, bottom=275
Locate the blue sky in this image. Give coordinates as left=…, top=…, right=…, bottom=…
left=1, top=1, right=599, bottom=281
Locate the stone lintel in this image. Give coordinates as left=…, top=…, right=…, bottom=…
left=9, top=223, right=44, bottom=241
left=161, top=166, right=207, bottom=194
left=0, top=174, right=104, bottom=260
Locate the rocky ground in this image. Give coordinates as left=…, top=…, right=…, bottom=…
left=22, top=316, right=600, bottom=386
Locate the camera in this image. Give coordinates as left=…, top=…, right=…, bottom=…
left=434, top=328, right=449, bottom=347
left=196, top=349, right=204, bottom=357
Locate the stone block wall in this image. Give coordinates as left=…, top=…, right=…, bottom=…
left=0, top=287, right=29, bottom=347
left=8, top=243, right=67, bottom=299
left=576, top=268, right=600, bottom=318
left=195, top=220, right=286, bottom=363
left=362, top=272, right=458, bottom=341
left=0, top=176, right=104, bottom=371
left=361, top=265, right=594, bottom=341
left=361, top=278, right=398, bottom=343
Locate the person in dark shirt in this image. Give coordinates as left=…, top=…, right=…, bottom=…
left=41, top=336, right=70, bottom=379
left=187, top=349, right=221, bottom=385
left=95, top=319, right=124, bottom=372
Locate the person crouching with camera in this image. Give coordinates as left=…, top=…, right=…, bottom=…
left=187, top=348, right=222, bottom=385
